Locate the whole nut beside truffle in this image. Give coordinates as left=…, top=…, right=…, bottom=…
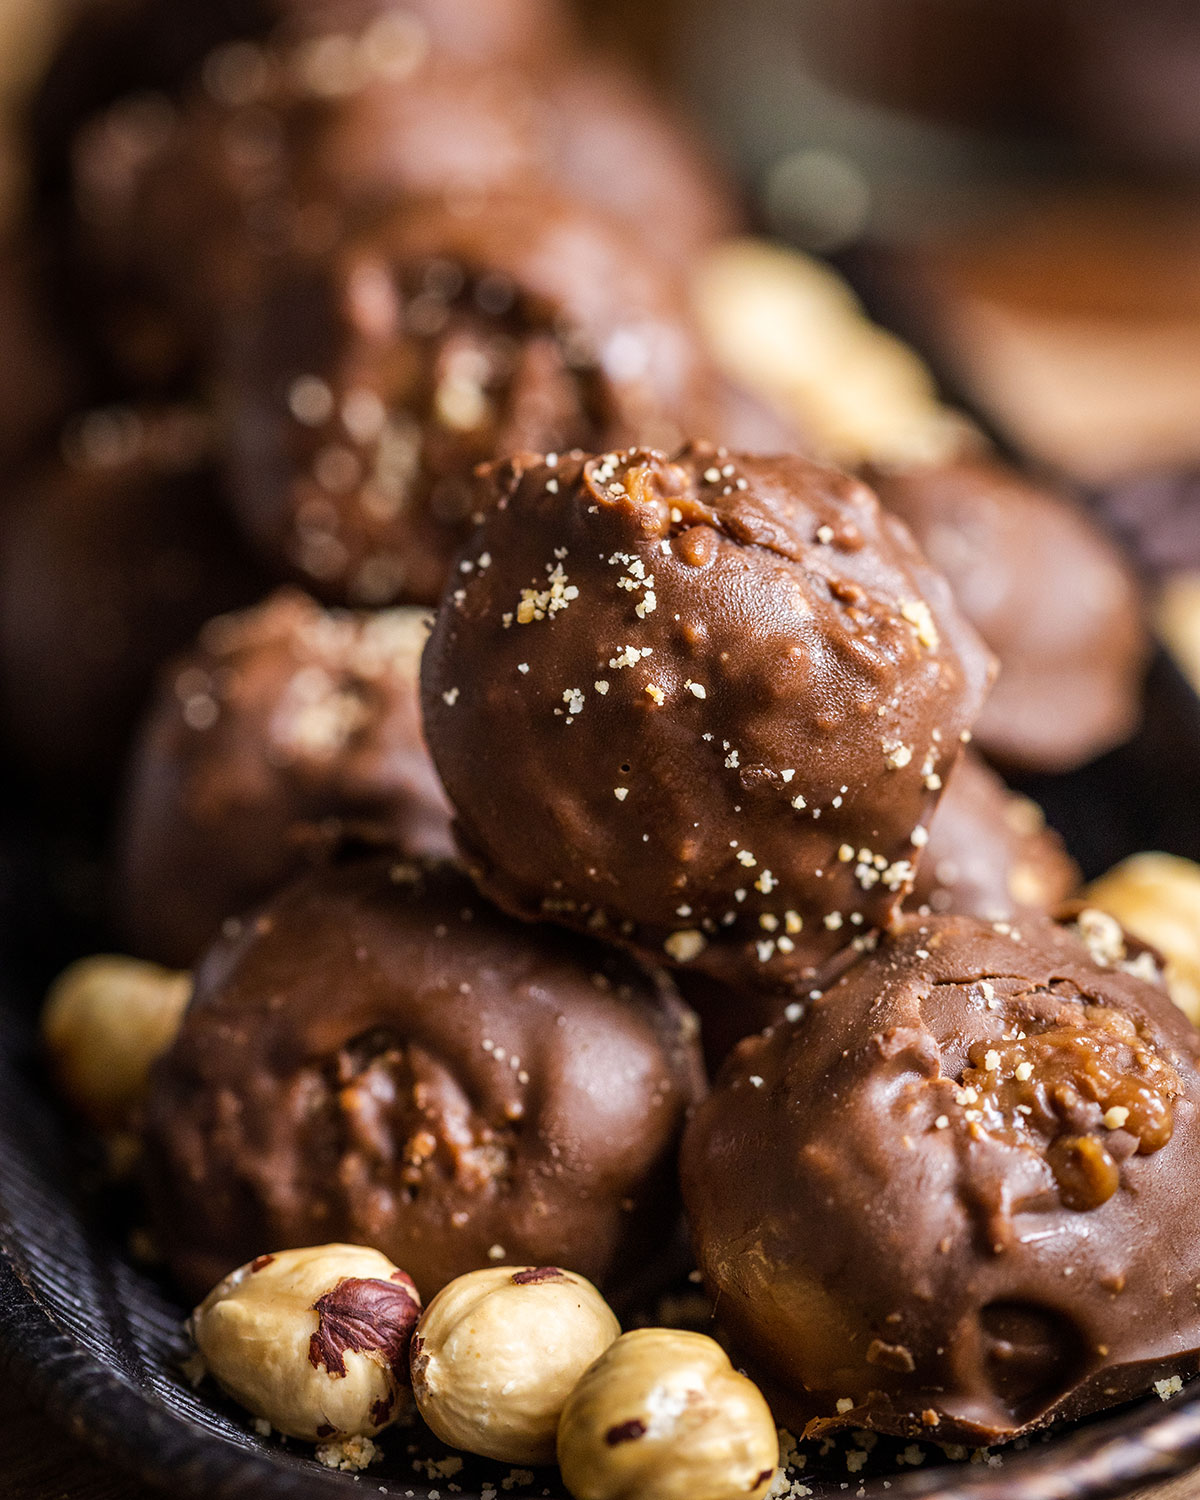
left=190, top=1244, right=420, bottom=1445
left=42, top=955, right=191, bottom=1129
left=1087, top=852, right=1200, bottom=1026
left=410, top=1264, right=619, bottom=1463
left=557, top=1328, right=777, bottom=1500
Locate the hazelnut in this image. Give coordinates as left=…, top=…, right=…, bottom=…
left=1156, top=571, right=1200, bottom=698
left=42, top=954, right=191, bottom=1128
left=410, top=1265, right=619, bottom=1464
left=190, top=1244, right=421, bottom=1443
left=557, top=1328, right=777, bottom=1500
left=692, top=237, right=969, bottom=468
left=1086, top=853, right=1200, bottom=1025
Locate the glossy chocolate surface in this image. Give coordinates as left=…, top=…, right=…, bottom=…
left=143, top=856, right=704, bottom=1300
left=682, top=912, right=1200, bottom=1445
left=117, top=588, right=453, bottom=964
left=423, top=444, right=994, bottom=984
left=869, top=457, right=1148, bottom=772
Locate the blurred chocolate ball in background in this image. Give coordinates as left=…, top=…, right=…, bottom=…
left=116, top=588, right=453, bottom=965
left=220, top=191, right=731, bottom=606
left=142, top=856, right=705, bottom=1300
left=0, top=404, right=265, bottom=797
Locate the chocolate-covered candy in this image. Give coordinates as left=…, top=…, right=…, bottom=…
left=868, top=456, right=1148, bottom=772
left=68, top=5, right=737, bottom=386
left=27, top=0, right=267, bottom=208
left=221, top=195, right=725, bottom=605
left=686, top=752, right=1079, bottom=1070
left=909, top=750, right=1078, bottom=920
left=117, top=588, right=453, bottom=965
left=682, top=912, right=1200, bottom=1445
left=70, top=51, right=552, bottom=384
left=0, top=405, right=263, bottom=792
left=31, top=0, right=571, bottom=207
left=422, top=444, right=994, bottom=984
left=271, top=0, right=575, bottom=65
left=142, top=856, right=704, bottom=1300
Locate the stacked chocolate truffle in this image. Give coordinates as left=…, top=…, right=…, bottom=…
left=6, top=0, right=1190, bottom=1471
left=415, top=438, right=1200, bottom=1444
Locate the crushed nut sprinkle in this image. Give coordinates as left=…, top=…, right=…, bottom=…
left=515, top=561, right=578, bottom=624
left=664, top=929, right=706, bottom=963
left=900, top=599, right=940, bottom=650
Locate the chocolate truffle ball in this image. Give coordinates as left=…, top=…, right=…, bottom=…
left=868, top=456, right=1148, bottom=772
left=30, top=0, right=573, bottom=208
left=221, top=194, right=725, bottom=606
left=142, top=856, right=704, bottom=1300
left=273, top=0, right=573, bottom=60
left=67, top=6, right=737, bottom=385
left=908, top=750, right=1079, bottom=921
left=69, top=53, right=552, bottom=384
left=0, top=405, right=264, bottom=793
left=116, top=588, right=453, bottom=966
left=684, top=752, right=1079, bottom=1071
left=422, top=444, right=995, bottom=986
left=541, top=58, right=739, bottom=264
left=682, top=912, right=1200, bottom=1445
left=27, top=0, right=266, bottom=208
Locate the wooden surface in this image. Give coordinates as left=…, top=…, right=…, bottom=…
left=4, top=1382, right=1200, bottom=1500
left=3, top=1385, right=159, bottom=1499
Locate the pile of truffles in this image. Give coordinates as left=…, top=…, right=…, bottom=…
left=5, top=0, right=1199, bottom=1494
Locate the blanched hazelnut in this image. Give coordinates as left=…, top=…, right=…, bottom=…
left=557, top=1328, right=777, bottom=1500
left=410, top=1265, right=620, bottom=1464
left=692, top=237, right=970, bottom=468
left=1086, top=853, right=1200, bottom=1025
left=190, top=1244, right=420, bottom=1443
left=42, top=954, right=191, bottom=1128
left=1156, top=571, right=1200, bottom=698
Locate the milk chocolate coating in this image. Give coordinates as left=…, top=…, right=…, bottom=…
left=30, top=0, right=572, bottom=206
left=116, top=588, right=453, bottom=966
left=868, top=457, right=1148, bottom=772
left=221, top=194, right=728, bottom=606
left=0, top=405, right=264, bottom=793
left=909, top=750, right=1079, bottom=921
left=422, top=444, right=995, bottom=985
left=70, top=58, right=551, bottom=384
left=68, top=4, right=737, bottom=385
left=1100, top=468, right=1200, bottom=579
left=686, top=752, right=1080, bottom=1070
left=681, top=912, right=1200, bottom=1445
left=142, top=856, right=704, bottom=1300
